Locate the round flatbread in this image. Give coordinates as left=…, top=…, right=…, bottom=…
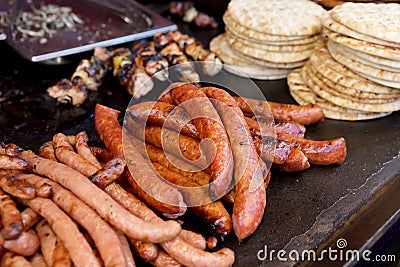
left=321, top=12, right=400, bottom=48
left=210, top=34, right=306, bottom=69
left=308, top=62, right=400, bottom=100
left=225, top=31, right=317, bottom=52
left=302, top=64, right=400, bottom=112
left=328, top=42, right=400, bottom=82
left=331, top=42, right=400, bottom=73
left=287, top=69, right=392, bottom=120
left=310, top=47, right=400, bottom=93
left=223, top=13, right=310, bottom=42
left=225, top=27, right=321, bottom=46
left=231, top=41, right=314, bottom=63
left=304, top=64, right=396, bottom=105
left=325, top=29, right=400, bottom=61
left=227, top=0, right=326, bottom=36
left=224, top=65, right=289, bottom=80
left=329, top=2, right=400, bottom=44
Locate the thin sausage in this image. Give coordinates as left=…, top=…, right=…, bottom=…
left=75, top=132, right=103, bottom=169
left=21, top=208, right=41, bottom=231
left=149, top=250, right=182, bottom=267
left=1, top=251, right=33, bottom=267
left=23, top=174, right=126, bottom=267
left=36, top=219, right=71, bottom=267
left=0, top=155, right=29, bottom=170
left=131, top=239, right=158, bottom=262
left=30, top=253, right=47, bottom=267
left=95, top=103, right=187, bottom=216
left=169, top=83, right=234, bottom=199
left=0, top=189, right=23, bottom=240
left=17, top=150, right=182, bottom=243
left=88, top=157, right=126, bottom=189
left=233, top=96, right=325, bottom=125
left=0, top=170, right=36, bottom=199
left=115, top=231, right=136, bottom=267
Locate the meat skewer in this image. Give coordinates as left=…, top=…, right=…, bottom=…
left=168, top=1, right=218, bottom=29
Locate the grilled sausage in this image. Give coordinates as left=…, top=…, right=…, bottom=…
left=75, top=132, right=103, bottom=169
left=20, top=197, right=101, bottom=266
left=17, top=150, right=182, bottom=243
left=115, top=231, right=136, bottom=267
left=0, top=170, right=36, bottom=199
left=88, top=157, right=126, bottom=189
left=149, top=250, right=182, bottom=267
left=104, top=183, right=235, bottom=267
left=30, top=253, right=47, bottom=267
left=273, top=147, right=310, bottom=172
left=89, top=147, right=114, bottom=163
left=233, top=96, right=325, bottom=125
left=0, top=189, right=23, bottom=240
left=95, top=103, right=187, bottom=216
left=202, top=87, right=266, bottom=240
left=38, top=141, right=57, bottom=161
left=153, top=163, right=232, bottom=237
left=36, top=220, right=71, bottom=267
left=23, top=174, right=127, bottom=267
left=0, top=155, right=29, bottom=170
left=21, top=208, right=41, bottom=231
left=131, top=239, right=158, bottom=262
left=1, top=252, right=33, bottom=267
left=169, top=83, right=234, bottom=199
left=244, top=117, right=306, bottom=139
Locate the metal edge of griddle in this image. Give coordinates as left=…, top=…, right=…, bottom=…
left=262, top=154, right=400, bottom=267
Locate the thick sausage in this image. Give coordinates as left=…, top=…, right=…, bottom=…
left=273, top=147, right=310, bottom=172
left=0, top=155, right=28, bottom=170
left=1, top=251, right=33, bottom=267
left=38, top=141, right=57, bottom=161
left=131, top=239, right=158, bottom=262
left=95, top=103, right=187, bottom=216
left=89, top=147, right=113, bottom=163
left=36, top=220, right=71, bottom=267
left=20, top=198, right=100, bottom=266
left=279, top=135, right=347, bottom=165
left=0, top=189, right=23, bottom=240
left=0, top=170, right=36, bottom=199
left=75, top=132, right=103, bottom=169
left=127, top=101, right=199, bottom=138
left=202, top=87, right=266, bottom=240
left=125, top=117, right=207, bottom=168
left=104, top=183, right=235, bottom=267
left=53, top=133, right=99, bottom=177
left=252, top=134, right=294, bottom=164
left=17, top=150, right=182, bottom=243
left=244, top=117, right=306, bottom=139
left=3, top=230, right=40, bottom=257
left=234, top=96, right=325, bottom=125
left=23, top=174, right=127, bottom=267
left=153, top=163, right=232, bottom=237
left=169, top=83, right=234, bottom=199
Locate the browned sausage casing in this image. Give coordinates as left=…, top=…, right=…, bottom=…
left=169, top=83, right=234, bottom=199
left=0, top=155, right=28, bottom=170
left=38, top=141, right=57, bottom=161
left=234, top=96, right=325, bottom=125
left=202, top=87, right=266, bottom=241
left=0, top=190, right=23, bottom=240
left=0, top=170, right=36, bottom=199
left=273, top=147, right=310, bottom=172
left=95, top=104, right=187, bottom=216
left=2, top=230, right=39, bottom=257
left=1, top=251, right=33, bottom=267
left=75, top=132, right=103, bottom=169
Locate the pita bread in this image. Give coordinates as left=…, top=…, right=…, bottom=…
left=328, top=42, right=400, bottom=82
left=304, top=64, right=396, bottom=105
left=302, top=64, right=400, bottom=112
left=332, top=44, right=400, bottom=73
left=210, top=34, right=307, bottom=69
left=225, top=27, right=321, bottom=46
left=335, top=44, right=400, bottom=69
left=227, top=0, right=326, bottom=36
left=224, top=65, right=289, bottom=80
left=310, top=47, right=400, bottom=93
left=223, top=13, right=311, bottom=42
left=308, top=62, right=400, bottom=100
left=287, top=69, right=392, bottom=120
left=225, top=31, right=317, bottom=52
left=321, top=12, right=400, bottom=48
left=325, top=30, right=400, bottom=61
left=329, top=2, right=400, bottom=44
left=353, top=72, right=400, bottom=90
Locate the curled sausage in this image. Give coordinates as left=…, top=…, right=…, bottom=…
left=17, top=150, right=182, bottom=243
left=169, top=83, right=234, bottom=199
left=234, top=96, right=325, bottom=125
left=95, top=103, right=187, bottom=216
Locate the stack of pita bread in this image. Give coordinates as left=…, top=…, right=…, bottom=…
left=288, top=2, right=400, bottom=121
left=210, top=0, right=326, bottom=80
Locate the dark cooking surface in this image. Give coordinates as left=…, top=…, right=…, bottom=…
left=1, top=7, right=399, bottom=266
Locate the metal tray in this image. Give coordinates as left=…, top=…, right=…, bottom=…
left=0, top=0, right=176, bottom=62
